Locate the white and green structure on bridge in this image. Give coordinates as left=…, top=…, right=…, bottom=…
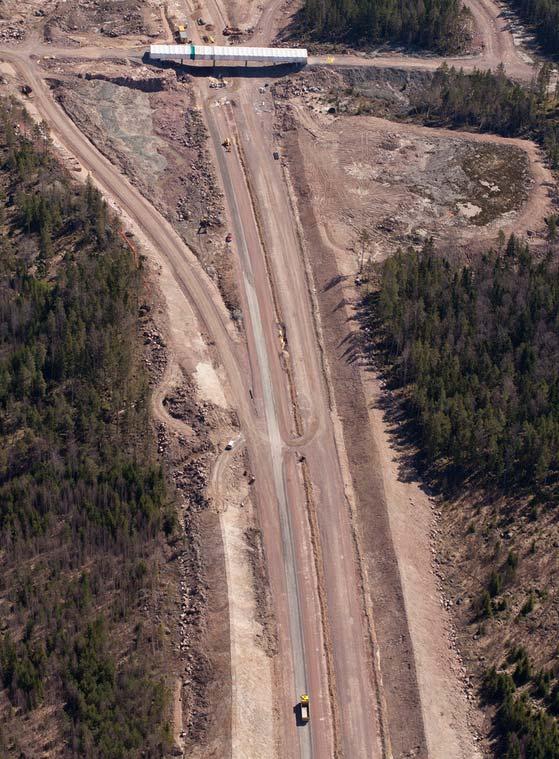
left=149, top=44, right=308, bottom=66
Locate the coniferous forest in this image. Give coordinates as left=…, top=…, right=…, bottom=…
left=371, top=238, right=559, bottom=495
left=0, top=99, right=174, bottom=756
left=368, top=239, right=559, bottom=757
left=301, top=0, right=471, bottom=53
left=509, top=0, right=559, bottom=56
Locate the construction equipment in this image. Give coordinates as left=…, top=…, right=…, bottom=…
left=197, top=17, right=205, bottom=25
left=299, top=695, right=310, bottom=724
left=223, top=25, right=242, bottom=36
left=225, top=232, right=232, bottom=243
left=175, top=23, right=188, bottom=42
left=209, top=76, right=226, bottom=88
left=222, top=137, right=231, bottom=152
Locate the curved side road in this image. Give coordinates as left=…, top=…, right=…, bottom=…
left=0, top=46, right=322, bottom=759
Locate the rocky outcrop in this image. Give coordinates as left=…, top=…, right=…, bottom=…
left=81, top=68, right=176, bottom=92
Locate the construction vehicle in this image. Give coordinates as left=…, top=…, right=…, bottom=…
left=299, top=695, right=310, bottom=724
left=208, top=35, right=215, bottom=43
left=225, top=232, right=232, bottom=243
left=222, top=137, right=231, bottom=152
left=175, top=23, right=188, bottom=42
left=223, top=25, right=242, bottom=36
left=197, top=17, right=205, bottom=25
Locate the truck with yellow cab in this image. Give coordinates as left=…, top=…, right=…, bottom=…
left=299, top=694, right=309, bottom=723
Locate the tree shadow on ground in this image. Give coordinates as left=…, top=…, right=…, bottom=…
left=340, top=289, right=441, bottom=492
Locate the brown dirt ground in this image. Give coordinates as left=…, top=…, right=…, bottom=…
left=276, top=67, right=559, bottom=757
left=274, top=76, right=553, bottom=265
left=273, top=83, right=556, bottom=758
left=140, top=272, right=236, bottom=759
left=46, top=63, right=242, bottom=319
left=43, top=0, right=163, bottom=46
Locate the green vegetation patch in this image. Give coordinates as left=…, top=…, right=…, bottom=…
left=459, top=143, right=529, bottom=226
left=484, top=658, right=559, bottom=758
left=367, top=237, right=559, bottom=497
left=300, top=0, right=472, bottom=53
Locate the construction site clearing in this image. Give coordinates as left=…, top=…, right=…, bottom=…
left=0, top=0, right=556, bottom=755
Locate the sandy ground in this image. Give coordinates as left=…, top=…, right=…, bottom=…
left=282, top=99, right=552, bottom=263
left=215, top=448, right=279, bottom=759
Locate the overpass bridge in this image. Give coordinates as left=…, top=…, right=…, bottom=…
left=149, top=44, right=307, bottom=67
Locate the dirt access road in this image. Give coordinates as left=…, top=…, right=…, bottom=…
left=0, top=40, right=340, bottom=759
left=310, top=0, right=535, bottom=81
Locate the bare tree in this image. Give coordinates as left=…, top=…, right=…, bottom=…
left=355, top=227, right=372, bottom=275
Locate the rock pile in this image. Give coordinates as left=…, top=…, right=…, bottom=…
left=0, top=21, right=25, bottom=41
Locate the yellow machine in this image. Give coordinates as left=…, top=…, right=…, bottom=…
left=299, top=694, right=309, bottom=723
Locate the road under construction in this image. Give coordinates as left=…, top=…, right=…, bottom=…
left=0, top=0, right=540, bottom=754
